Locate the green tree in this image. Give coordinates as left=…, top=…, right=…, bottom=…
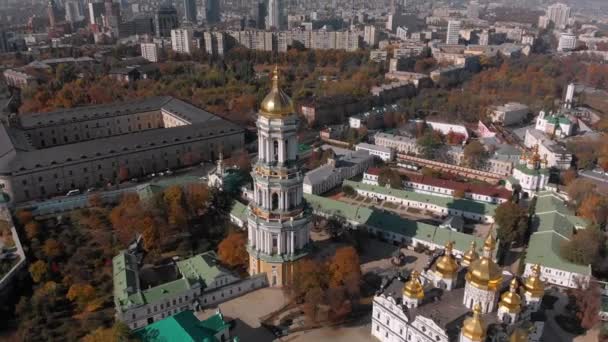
left=463, top=140, right=488, bottom=168
left=416, top=130, right=442, bottom=159
left=378, top=168, right=402, bottom=189
left=560, top=227, right=605, bottom=266
left=494, top=202, right=528, bottom=248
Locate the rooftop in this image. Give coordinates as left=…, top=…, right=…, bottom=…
left=113, top=250, right=233, bottom=311
left=304, top=193, right=484, bottom=253
left=135, top=310, right=229, bottom=342
left=525, top=192, right=591, bottom=275
left=344, top=180, right=497, bottom=217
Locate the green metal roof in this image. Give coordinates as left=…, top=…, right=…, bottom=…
left=230, top=201, right=248, bottom=222
left=113, top=251, right=139, bottom=309
left=524, top=192, right=591, bottom=275
left=526, top=232, right=591, bottom=275
left=343, top=180, right=497, bottom=217
left=514, top=163, right=550, bottom=176
left=135, top=310, right=228, bottom=342
left=177, top=251, right=224, bottom=285
left=298, top=144, right=312, bottom=153
left=113, top=251, right=230, bottom=311
left=304, top=194, right=484, bottom=253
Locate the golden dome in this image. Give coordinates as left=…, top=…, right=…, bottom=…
left=523, top=264, right=545, bottom=298
left=465, top=231, right=502, bottom=291
left=499, top=278, right=522, bottom=313
left=434, top=241, right=459, bottom=278
left=462, top=241, right=479, bottom=267
left=403, top=270, right=425, bottom=300
left=461, top=303, right=486, bottom=341
left=259, top=66, right=294, bottom=118
left=509, top=327, right=529, bottom=342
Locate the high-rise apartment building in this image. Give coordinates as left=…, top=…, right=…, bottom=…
left=546, top=3, right=571, bottom=29
left=171, top=28, right=193, bottom=54
left=467, top=1, right=480, bottom=19
left=446, top=20, right=461, bottom=45
left=104, top=0, right=121, bottom=36
left=140, top=43, right=160, bottom=62
left=479, top=30, right=489, bottom=46
left=204, top=31, right=225, bottom=56
left=155, top=4, right=179, bottom=38
left=364, top=25, right=378, bottom=47
left=206, top=0, right=221, bottom=24
left=183, top=0, right=197, bottom=24
left=88, top=2, right=106, bottom=27
left=267, top=0, right=282, bottom=30
left=65, top=0, right=85, bottom=23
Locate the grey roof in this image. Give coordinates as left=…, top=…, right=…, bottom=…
left=356, top=143, right=392, bottom=154
left=19, top=96, right=220, bottom=128
left=526, top=129, right=569, bottom=154
left=0, top=97, right=242, bottom=174
left=304, top=164, right=337, bottom=186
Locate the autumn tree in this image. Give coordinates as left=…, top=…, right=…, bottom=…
left=378, top=168, right=402, bottom=189
left=560, top=168, right=577, bottom=186
left=288, top=259, right=328, bottom=301
left=329, top=246, right=361, bottom=289
left=110, top=193, right=146, bottom=246
left=566, top=179, right=596, bottom=208
left=29, top=260, right=48, bottom=283
left=217, top=232, right=248, bottom=269
left=88, top=194, right=103, bottom=208
left=463, top=141, right=488, bottom=169
left=67, top=283, right=99, bottom=312
left=494, top=201, right=528, bottom=248
left=570, top=279, right=601, bottom=330
left=164, top=185, right=187, bottom=228
left=185, top=183, right=211, bottom=217
left=141, top=216, right=160, bottom=252
left=42, top=239, right=63, bottom=259
left=561, top=227, right=605, bottom=265
left=83, top=323, right=132, bottom=342
left=16, top=210, right=33, bottom=225
left=453, top=189, right=465, bottom=199
left=25, top=221, right=41, bottom=240
left=578, top=194, right=608, bottom=226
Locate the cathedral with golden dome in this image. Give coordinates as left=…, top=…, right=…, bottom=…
left=245, top=66, right=311, bottom=287
left=372, top=231, right=546, bottom=342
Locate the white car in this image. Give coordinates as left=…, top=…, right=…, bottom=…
left=66, top=189, right=81, bottom=197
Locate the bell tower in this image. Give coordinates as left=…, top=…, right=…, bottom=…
left=246, top=67, right=311, bottom=287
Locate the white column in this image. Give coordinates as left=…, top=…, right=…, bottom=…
left=258, top=137, right=264, bottom=161
left=290, top=231, right=294, bottom=254
left=277, top=232, right=282, bottom=254
left=278, top=138, right=284, bottom=164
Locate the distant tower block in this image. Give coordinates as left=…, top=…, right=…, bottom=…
left=564, top=83, right=575, bottom=109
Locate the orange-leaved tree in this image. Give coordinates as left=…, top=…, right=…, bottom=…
left=217, top=232, right=248, bottom=269
left=329, top=246, right=361, bottom=289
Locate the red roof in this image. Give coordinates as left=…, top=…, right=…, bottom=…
left=404, top=174, right=512, bottom=199
left=366, top=167, right=382, bottom=176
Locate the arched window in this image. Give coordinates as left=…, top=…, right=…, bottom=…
left=272, top=193, right=279, bottom=210
left=273, top=140, right=279, bottom=162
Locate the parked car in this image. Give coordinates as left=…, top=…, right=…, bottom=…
left=66, top=189, right=81, bottom=197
